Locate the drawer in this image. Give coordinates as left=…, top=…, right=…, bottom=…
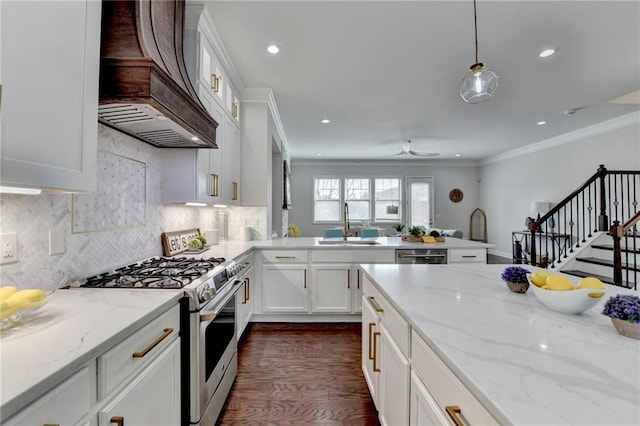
left=5, top=367, right=90, bottom=426
left=311, top=249, right=394, bottom=263
left=98, top=304, right=180, bottom=399
left=262, top=250, right=308, bottom=263
left=448, top=249, right=486, bottom=263
left=362, top=275, right=410, bottom=358
left=411, top=330, right=497, bottom=425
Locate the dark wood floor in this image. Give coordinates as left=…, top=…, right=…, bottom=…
left=217, top=323, right=380, bottom=425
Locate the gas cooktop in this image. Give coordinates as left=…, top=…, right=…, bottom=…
left=74, top=257, right=226, bottom=289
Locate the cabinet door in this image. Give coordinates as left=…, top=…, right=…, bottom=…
left=379, top=324, right=410, bottom=426
left=410, top=371, right=450, bottom=426
left=236, top=268, right=254, bottom=339
left=262, top=264, right=308, bottom=312
left=310, top=264, right=352, bottom=313
left=98, top=339, right=181, bottom=426
left=361, top=296, right=379, bottom=408
left=1, top=0, right=100, bottom=192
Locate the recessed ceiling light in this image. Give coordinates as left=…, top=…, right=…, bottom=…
left=539, top=48, right=558, bottom=58
left=321, top=119, right=331, bottom=124
left=190, top=136, right=200, bottom=141
left=537, top=121, right=548, bottom=125
left=267, top=45, right=280, bottom=54
left=455, top=154, right=462, bottom=157
left=316, top=153, right=323, bottom=157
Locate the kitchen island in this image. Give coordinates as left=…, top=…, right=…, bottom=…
left=360, top=263, right=640, bottom=425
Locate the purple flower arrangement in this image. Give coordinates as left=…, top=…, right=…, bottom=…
left=602, top=295, right=640, bottom=324
left=501, top=266, right=530, bottom=284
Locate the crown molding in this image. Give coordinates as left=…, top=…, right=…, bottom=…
left=242, top=88, right=290, bottom=159
left=292, top=158, right=479, bottom=168
left=480, top=112, right=640, bottom=166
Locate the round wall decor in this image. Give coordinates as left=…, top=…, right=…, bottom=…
left=449, top=188, right=463, bottom=203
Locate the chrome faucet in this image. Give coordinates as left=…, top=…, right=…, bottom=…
left=343, top=202, right=350, bottom=241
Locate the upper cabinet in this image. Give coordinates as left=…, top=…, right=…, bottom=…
left=0, top=0, right=101, bottom=192
left=162, top=3, right=241, bottom=205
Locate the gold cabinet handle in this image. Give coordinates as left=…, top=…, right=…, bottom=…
left=304, top=269, right=307, bottom=289
left=110, top=416, right=124, bottom=426
left=43, top=424, right=60, bottom=426
left=232, top=181, right=238, bottom=200
left=368, top=296, right=384, bottom=313
left=373, top=331, right=381, bottom=372
left=446, top=406, right=464, bottom=426
left=357, top=269, right=361, bottom=289
left=275, top=256, right=296, bottom=259
left=132, top=328, right=173, bottom=358
left=462, top=255, right=477, bottom=258
left=211, top=73, right=220, bottom=93
left=232, top=101, right=239, bottom=118
left=368, top=322, right=375, bottom=360
left=210, top=174, right=219, bottom=197
left=347, top=269, right=350, bottom=289
left=246, top=277, right=250, bottom=301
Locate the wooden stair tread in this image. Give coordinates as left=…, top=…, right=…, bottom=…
left=591, top=244, right=640, bottom=254
left=576, top=257, right=640, bottom=271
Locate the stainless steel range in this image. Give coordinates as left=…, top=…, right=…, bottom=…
left=71, top=255, right=252, bottom=425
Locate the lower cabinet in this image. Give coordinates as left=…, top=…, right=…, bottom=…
left=310, top=264, right=352, bottom=312
left=361, top=295, right=380, bottom=406
left=379, top=324, right=410, bottom=426
left=410, top=371, right=450, bottom=425
left=262, top=264, right=308, bottom=312
left=3, top=368, right=91, bottom=426
left=237, top=265, right=254, bottom=339
left=98, top=339, right=181, bottom=426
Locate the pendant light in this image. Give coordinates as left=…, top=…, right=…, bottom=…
left=460, top=0, right=498, bottom=104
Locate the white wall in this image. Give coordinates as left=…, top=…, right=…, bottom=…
left=288, top=160, right=480, bottom=237
left=479, top=113, right=640, bottom=258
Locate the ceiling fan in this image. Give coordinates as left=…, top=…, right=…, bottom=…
left=387, top=140, right=439, bottom=158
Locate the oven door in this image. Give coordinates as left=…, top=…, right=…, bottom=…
left=191, top=280, right=241, bottom=423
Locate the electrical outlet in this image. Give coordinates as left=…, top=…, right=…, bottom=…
left=0, top=232, right=18, bottom=264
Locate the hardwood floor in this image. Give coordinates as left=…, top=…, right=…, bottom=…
left=217, top=323, right=379, bottom=425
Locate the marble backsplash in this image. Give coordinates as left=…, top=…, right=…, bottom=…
left=0, top=125, right=266, bottom=291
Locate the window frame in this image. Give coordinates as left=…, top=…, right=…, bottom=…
left=312, top=176, right=343, bottom=223
left=373, top=176, right=403, bottom=223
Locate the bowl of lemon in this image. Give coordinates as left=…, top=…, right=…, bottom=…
left=527, top=271, right=606, bottom=314
left=0, top=286, right=49, bottom=330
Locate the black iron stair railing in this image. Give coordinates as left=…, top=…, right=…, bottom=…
left=610, top=211, right=639, bottom=290
left=528, top=165, right=640, bottom=289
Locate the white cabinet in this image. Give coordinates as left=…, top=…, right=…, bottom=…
left=161, top=148, right=216, bottom=204
left=236, top=253, right=254, bottom=339
left=361, top=273, right=410, bottom=426
left=98, top=339, right=181, bottom=426
left=410, top=371, right=450, bottom=426
left=262, top=264, right=308, bottom=313
left=449, top=248, right=486, bottom=263
left=3, top=368, right=91, bottom=426
left=0, top=0, right=101, bottom=192
left=310, top=264, right=352, bottom=312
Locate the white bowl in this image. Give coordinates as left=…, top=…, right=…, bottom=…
left=527, top=275, right=605, bottom=315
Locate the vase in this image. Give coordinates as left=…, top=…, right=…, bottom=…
left=506, top=281, right=529, bottom=293
left=610, top=318, right=640, bottom=339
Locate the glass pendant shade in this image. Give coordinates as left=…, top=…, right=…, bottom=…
left=460, top=62, right=498, bottom=104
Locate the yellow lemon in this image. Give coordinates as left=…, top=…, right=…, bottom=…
left=545, top=275, right=575, bottom=291
left=0, top=286, right=18, bottom=300
left=0, top=300, right=20, bottom=319
left=7, top=289, right=47, bottom=308
left=530, top=271, right=550, bottom=287
left=577, top=277, right=605, bottom=290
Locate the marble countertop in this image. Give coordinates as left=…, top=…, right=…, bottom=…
left=0, top=289, right=183, bottom=420
left=360, top=263, right=640, bottom=425
left=198, top=236, right=493, bottom=259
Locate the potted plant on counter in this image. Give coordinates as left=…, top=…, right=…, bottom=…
left=501, top=266, right=530, bottom=293
left=391, top=223, right=405, bottom=236
left=404, top=226, right=425, bottom=242
left=602, top=294, right=640, bottom=339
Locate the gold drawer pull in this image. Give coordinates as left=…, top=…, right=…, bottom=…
left=110, top=416, right=124, bottom=426
left=373, top=331, right=381, bottom=372
left=368, top=322, right=375, bottom=360
left=275, top=256, right=296, bottom=259
left=210, top=174, right=219, bottom=197
left=446, top=405, right=464, bottom=426
left=43, top=424, right=60, bottom=426
left=347, top=269, right=350, bottom=289
left=132, top=328, right=173, bottom=358
left=462, top=255, right=477, bottom=258
left=368, top=296, right=384, bottom=313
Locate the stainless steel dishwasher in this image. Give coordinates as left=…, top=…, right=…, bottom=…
left=395, top=249, right=447, bottom=264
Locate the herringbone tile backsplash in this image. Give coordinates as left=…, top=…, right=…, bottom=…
left=0, top=125, right=265, bottom=290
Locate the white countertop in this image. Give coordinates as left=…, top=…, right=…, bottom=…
left=360, top=263, right=640, bottom=425
left=0, top=289, right=184, bottom=420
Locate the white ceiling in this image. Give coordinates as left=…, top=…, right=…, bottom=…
left=204, top=0, right=640, bottom=161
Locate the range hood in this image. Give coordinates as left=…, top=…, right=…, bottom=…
left=99, top=0, right=217, bottom=148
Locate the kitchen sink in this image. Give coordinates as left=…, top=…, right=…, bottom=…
left=318, top=239, right=380, bottom=245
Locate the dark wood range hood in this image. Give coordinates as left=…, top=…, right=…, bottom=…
left=99, top=0, right=218, bottom=148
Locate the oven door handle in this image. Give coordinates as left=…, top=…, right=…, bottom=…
left=199, top=280, right=242, bottom=322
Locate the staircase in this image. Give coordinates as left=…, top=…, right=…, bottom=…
left=560, top=232, right=640, bottom=289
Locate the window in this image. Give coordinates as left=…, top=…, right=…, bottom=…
left=407, top=177, right=434, bottom=228
left=314, top=178, right=341, bottom=222
left=345, top=178, right=370, bottom=220
left=374, top=178, right=401, bottom=222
